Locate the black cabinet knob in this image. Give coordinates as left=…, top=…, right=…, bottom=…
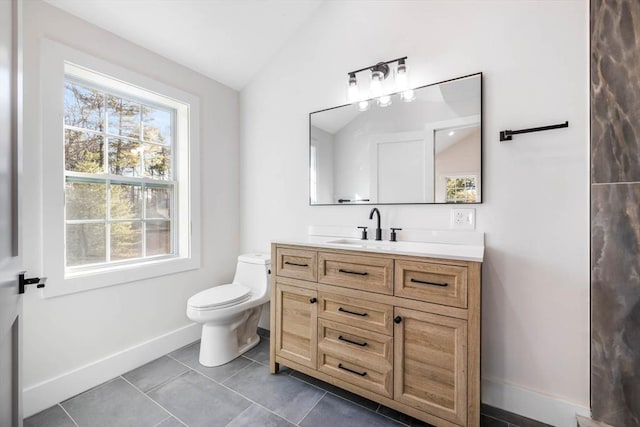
left=310, top=297, right=317, bottom=304
left=394, top=316, right=402, bottom=324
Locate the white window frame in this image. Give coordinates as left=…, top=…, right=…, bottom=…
left=41, top=39, right=201, bottom=297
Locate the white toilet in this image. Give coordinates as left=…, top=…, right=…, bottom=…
left=187, top=253, right=271, bottom=367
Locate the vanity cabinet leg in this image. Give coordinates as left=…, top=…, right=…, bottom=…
left=270, top=360, right=279, bottom=374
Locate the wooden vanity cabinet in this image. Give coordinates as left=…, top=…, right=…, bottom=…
left=270, top=243, right=481, bottom=427
left=273, top=280, right=317, bottom=369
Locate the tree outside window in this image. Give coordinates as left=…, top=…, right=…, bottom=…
left=64, top=79, right=175, bottom=268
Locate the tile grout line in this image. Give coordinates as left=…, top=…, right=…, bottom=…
left=167, top=356, right=302, bottom=425
left=141, top=365, right=192, bottom=395
left=217, top=357, right=257, bottom=383
left=294, top=390, right=327, bottom=426
left=152, top=415, right=173, bottom=427
left=119, top=375, right=189, bottom=427
left=57, top=403, right=80, bottom=427
left=286, top=371, right=407, bottom=425
left=222, top=404, right=254, bottom=427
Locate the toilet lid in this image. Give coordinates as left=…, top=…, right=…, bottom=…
left=188, top=284, right=251, bottom=309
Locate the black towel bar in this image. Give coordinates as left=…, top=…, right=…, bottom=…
left=500, top=121, right=568, bottom=141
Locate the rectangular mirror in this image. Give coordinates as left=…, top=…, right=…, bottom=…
left=309, top=73, right=482, bottom=205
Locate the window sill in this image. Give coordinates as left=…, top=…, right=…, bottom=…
left=42, top=256, right=200, bottom=298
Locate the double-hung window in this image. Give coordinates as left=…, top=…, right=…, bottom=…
left=41, top=40, right=200, bottom=297
left=64, top=78, right=175, bottom=269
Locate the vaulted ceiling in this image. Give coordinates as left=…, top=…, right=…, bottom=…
left=44, top=0, right=323, bottom=90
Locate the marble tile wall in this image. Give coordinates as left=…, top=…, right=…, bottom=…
left=591, top=0, right=640, bottom=425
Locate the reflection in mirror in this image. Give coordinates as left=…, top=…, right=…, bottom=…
left=309, top=73, right=481, bottom=205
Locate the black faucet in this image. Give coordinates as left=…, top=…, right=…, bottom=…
left=369, top=208, right=382, bottom=241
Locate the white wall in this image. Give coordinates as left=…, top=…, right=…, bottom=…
left=21, top=0, right=240, bottom=415
left=240, top=0, right=589, bottom=424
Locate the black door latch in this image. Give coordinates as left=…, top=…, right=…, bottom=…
left=18, top=272, right=45, bottom=294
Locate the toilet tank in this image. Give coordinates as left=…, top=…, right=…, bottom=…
left=232, top=253, right=271, bottom=297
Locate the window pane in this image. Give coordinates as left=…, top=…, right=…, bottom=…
left=145, top=186, right=171, bottom=219
left=66, top=181, right=106, bottom=220
left=110, top=221, right=142, bottom=261
left=142, top=106, right=172, bottom=145
left=445, top=177, right=476, bottom=203
left=108, top=138, right=141, bottom=176
left=110, top=183, right=142, bottom=219
left=146, top=221, right=171, bottom=256
left=107, top=95, right=141, bottom=138
left=143, top=143, right=172, bottom=179
left=64, top=82, right=104, bottom=131
left=65, top=130, right=104, bottom=173
left=66, top=223, right=106, bottom=266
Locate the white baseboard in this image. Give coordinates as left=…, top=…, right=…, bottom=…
left=23, top=322, right=201, bottom=417
left=482, top=377, right=591, bottom=427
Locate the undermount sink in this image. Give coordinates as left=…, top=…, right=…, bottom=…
left=326, top=238, right=429, bottom=251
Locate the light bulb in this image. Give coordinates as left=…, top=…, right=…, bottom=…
left=401, top=89, right=415, bottom=102
left=358, top=100, right=370, bottom=111
left=347, top=73, right=359, bottom=103
left=378, top=95, right=392, bottom=107
left=395, top=61, right=408, bottom=91
left=370, top=70, right=383, bottom=97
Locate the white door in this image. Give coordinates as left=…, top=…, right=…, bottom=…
left=370, top=131, right=434, bottom=203
left=0, top=0, right=24, bottom=425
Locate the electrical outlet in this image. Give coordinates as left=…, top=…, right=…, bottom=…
left=451, top=208, right=475, bottom=230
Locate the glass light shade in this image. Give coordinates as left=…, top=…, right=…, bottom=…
left=347, top=74, right=359, bottom=103
left=358, top=100, right=370, bottom=111
left=401, top=89, right=415, bottom=102
left=370, top=71, right=383, bottom=97
left=378, top=95, right=392, bottom=107
left=395, top=64, right=408, bottom=91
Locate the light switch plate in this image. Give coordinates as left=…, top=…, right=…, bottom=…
left=451, top=208, right=475, bottom=230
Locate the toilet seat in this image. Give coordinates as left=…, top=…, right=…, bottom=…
left=188, top=284, right=251, bottom=310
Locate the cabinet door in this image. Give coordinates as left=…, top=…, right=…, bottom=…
left=394, top=307, right=467, bottom=425
left=275, top=283, right=317, bottom=369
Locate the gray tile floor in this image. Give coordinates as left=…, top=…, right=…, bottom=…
left=24, top=336, right=546, bottom=427
left=24, top=337, right=429, bottom=427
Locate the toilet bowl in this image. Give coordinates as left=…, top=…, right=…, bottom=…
left=187, top=253, right=271, bottom=367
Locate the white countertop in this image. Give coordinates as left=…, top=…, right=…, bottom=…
left=274, top=234, right=484, bottom=263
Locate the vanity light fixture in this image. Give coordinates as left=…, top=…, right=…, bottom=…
left=346, top=56, right=413, bottom=107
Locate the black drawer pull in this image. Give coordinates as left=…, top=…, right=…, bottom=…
left=410, top=278, right=448, bottom=287
left=338, top=307, right=368, bottom=317
left=338, top=268, right=368, bottom=276
left=310, top=297, right=317, bottom=304
left=338, top=335, right=368, bottom=347
left=338, top=363, right=367, bottom=377
left=285, top=261, right=309, bottom=267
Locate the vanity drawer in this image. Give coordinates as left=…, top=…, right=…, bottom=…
left=276, top=248, right=318, bottom=282
left=318, top=319, right=392, bottom=366
left=318, top=291, right=393, bottom=335
left=318, top=252, right=393, bottom=295
left=318, top=322, right=393, bottom=398
left=395, top=260, right=467, bottom=308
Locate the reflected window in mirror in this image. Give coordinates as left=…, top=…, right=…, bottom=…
left=444, top=176, right=478, bottom=203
